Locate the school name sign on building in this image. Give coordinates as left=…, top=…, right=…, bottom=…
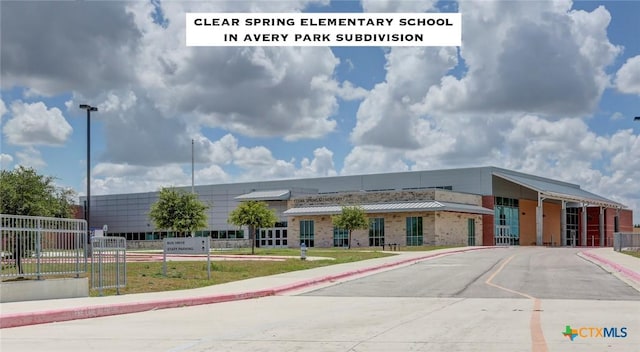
left=186, top=13, right=461, bottom=47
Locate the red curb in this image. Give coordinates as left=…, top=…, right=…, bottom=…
left=1, top=246, right=498, bottom=329
left=581, top=250, right=640, bottom=283
left=0, top=290, right=275, bottom=329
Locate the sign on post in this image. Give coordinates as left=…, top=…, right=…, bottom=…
left=163, top=237, right=211, bottom=279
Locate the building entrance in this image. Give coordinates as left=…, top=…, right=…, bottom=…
left=565, top=207, right=579, bottom=246
left=257, top=228, right=288, bottom=248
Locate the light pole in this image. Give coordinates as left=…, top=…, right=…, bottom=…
left=79, top=104, right=98, bottom=244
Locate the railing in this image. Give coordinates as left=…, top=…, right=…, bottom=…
left=613, top=233, right=640, bottom=252
left=0, top=214, right=87, bottom=280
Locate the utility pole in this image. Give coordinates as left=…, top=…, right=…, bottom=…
left=191, top=139, right=195, bottom=194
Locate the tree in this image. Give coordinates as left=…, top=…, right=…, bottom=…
left=0, top=166, right=76, bottom=218
left=228, top=200, right=277, bottom=255
left=149, top=187, right=209, bottom=237
left=332, top=205, right=369, bottom=249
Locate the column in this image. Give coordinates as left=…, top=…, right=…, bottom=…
left=581, top=204, right=587, bottom=247
left=536, top=194, right=543, bottom=246
left=560, top=201, right=566, bottom=247
left=599, top=207, right=604, bottom=247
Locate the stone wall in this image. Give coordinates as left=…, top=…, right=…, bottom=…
left=433, top=189, right=483, bottom=206
left=291, top=189, right=437, bottom=207
left=288, top=211, right=481, bottom=248
left=291, top=189, right=482, bottom=208
left=434, top=212, right=483, bottom=246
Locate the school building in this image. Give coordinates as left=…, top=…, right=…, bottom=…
left=84, top=166, right=633, bottom=248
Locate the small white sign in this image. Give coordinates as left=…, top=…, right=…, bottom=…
left=163, top=237, right=210, bottom=254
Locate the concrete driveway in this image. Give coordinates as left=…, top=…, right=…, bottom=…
left=1, top=247, right=638, bottom=352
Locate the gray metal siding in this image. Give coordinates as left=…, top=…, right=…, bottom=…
left=86, top=166, right=596, bottom=234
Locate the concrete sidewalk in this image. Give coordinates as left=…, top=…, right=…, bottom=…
left=1, top=246, right=638, bottom=329
left=579, top=247, right=640, bottom=290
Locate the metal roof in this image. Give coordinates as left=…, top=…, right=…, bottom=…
left=493, top=172, right=624, bottom=208
left=283, top=201, right=494, bottom=216
left=234, top=189, right=291, bottom=201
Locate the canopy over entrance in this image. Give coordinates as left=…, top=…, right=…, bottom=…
left=493, top=172, right=625, bottom=246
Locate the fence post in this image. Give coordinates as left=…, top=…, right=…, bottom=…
left=36, top=218, right=42, bottom=280
left=116, top=249, right=120, bottom=295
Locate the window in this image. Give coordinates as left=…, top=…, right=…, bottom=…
left=333, top=227, right=349, bottom=247
left=299, top=220, right=315, bottom=247
left=468, top=219, right=476, bottom=246
left=566, top=207, right=579, bottom=246
left=494, top=197, right=519, bottom=245
left=406, top=217, right=423, bottom=246
left=369, top=218, right=385, bottom=247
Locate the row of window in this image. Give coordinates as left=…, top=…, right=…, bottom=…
left=299, top=217, right=425, bottom=248
left=104, top=230, right=246, bottom=241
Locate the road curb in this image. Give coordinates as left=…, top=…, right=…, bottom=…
left=580, top=250, right=640, bottom=283
left=0, top=289, right=277, bottom=329
left=0, top=246, right=497, bottom=329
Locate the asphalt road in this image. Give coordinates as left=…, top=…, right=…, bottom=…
left=1, top=247, right=639, bottom=352
left=303, top=247, right=640, bottom=300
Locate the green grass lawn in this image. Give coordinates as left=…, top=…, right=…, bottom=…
left=2, top=246, right=454, bottom=296
left=621, top=250, right=640, bottom=259
left=92, top=248, right=399, bottom=296
left=92, top=246, right=460, bottom=296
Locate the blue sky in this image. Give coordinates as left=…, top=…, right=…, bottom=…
left=1, top=0, right=639, bottom=223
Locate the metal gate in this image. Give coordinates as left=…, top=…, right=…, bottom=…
left=91, top=237, right=126, bottom=295
left=567, top=230, right=577, bottom=247
left=495, top=225, right=511, bottom=246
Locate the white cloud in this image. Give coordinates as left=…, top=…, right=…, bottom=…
left=419, top=2, right=621, bottom=117
left=100, top=91, right=138, bottom=113
left=2, top=101, right=73, bottom=146
left=0, top=1, right=141, bottom=97
left=127, top=1, right=342, bottom=142
left=610, top=112, right=624, bottom=121
left=615, top=55, right=640, bottom=95
left=89, top=132, right=339, bottom=194
left=361, top=0, right=436, bottom=12
left=1, top=1, right=345, bottom=166
left=91, top=163, right=191, bottom=196
left=296, top=147, right=337, bottom=178
left=351, top=46, right=458, bottom=149
left=0, top=98, right=6, bottom=119
left=15, top=146, right=46, bottom=169
left=342, top=146, right=409, bottom=175
left=0, top=153, right=13, bottom=169
left=196, top=165, right=230, bottom=185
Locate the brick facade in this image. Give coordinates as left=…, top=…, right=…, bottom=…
left=481, top=195, right=495, bottom=246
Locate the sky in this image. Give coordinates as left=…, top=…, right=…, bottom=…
left=0, top=0, right=639, bottom=224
